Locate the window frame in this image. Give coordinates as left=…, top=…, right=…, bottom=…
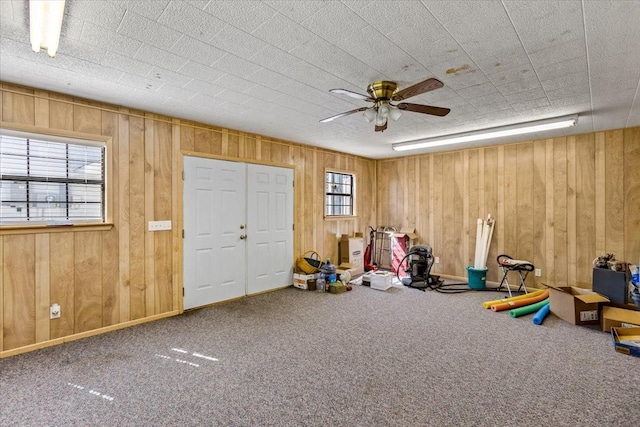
left=0, top=123, right=113, bottom=234
left=324, top=169, right=356, bottom=219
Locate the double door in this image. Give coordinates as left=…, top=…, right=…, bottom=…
left=183, top=156, right=293, bottom=309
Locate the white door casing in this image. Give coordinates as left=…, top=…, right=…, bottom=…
left=183, top=157, right=294, bottom=309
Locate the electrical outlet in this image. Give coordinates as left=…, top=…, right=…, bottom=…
left=50, top=303, right=61, bottom=319
left=148, top=220, right=172, bottom=231
left=535, top=268, right=542, bottom=277
left=435, top=256, right=440, bottom=264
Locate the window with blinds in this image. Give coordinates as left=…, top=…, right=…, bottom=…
left=0, top=130, right=105, bottom=225
left=325, top=171, right=355, bottom=216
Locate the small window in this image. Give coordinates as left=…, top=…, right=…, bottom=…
left=325, top=170, right=355, bottom=217
left=0, top=129, right=106, bottom=225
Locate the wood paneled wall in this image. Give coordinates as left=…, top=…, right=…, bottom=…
left=0, top=83, right=376, bottom=355
left=377, top=129, right=640, bottom=288
left=2, top=81, right=638, bottom=356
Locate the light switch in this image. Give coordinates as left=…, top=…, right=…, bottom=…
left=148, top=220, right=172, bottom=231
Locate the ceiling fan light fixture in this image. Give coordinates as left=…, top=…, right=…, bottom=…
left=378, top=103, right=390, bottom=119
left=392, top=114, right=578, bottom=152
left=30, top=0, right=66, bottom=57
left=363, top=108, right=376, bottom=123
left=389, top=106, right=402, bottom=121
left=320, top=77, right=449, bottom=131
left=375, top=117, right=387, bottom=127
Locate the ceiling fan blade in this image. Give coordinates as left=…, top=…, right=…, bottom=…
left=397, top=102, right=450, bottom=117
left=320, top=107, right=370, bottom=123
left=329, top=89, right=374, bottom=102
left=392, top=78, right=444, bottom=101
left=374, top=122, right=388, bottom=132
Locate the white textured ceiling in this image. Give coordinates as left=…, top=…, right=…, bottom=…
left=1, top=0, right=639, bottom=158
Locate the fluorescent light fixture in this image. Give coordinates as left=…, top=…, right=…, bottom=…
left=392, top=114, right=578, bottom=152
left=30, top=0, right=66, bottom=57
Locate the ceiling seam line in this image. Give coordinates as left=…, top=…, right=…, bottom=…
left=580, top=0, right=595, bottom=133
left=345, top=1, right=441, bottom=84
left=249, top=5, right=392, bottom=95
left=626, top=77, right=640, bottom=129
left=232, top=7, right=379, bottom=113
left=423, top=3, right=492, bottom=115
left=501, top=0, right=551, bottom=109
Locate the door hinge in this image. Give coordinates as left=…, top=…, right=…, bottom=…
left=292, top=179, right=294, bottom=187
left=182, top=229, right=184, bottom=238
left=183, top=288, right=185, bottom=296
left=292, top=223, right=294, bottom=231
left=182, top=170, right=185, bottom=180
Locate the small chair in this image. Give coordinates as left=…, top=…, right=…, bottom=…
left=496, top=254, right=534, bottom=297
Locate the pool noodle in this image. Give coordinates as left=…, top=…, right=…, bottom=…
left=509, top=298, right=550, bottom=318
left=531, top=303, right=551, bottom=325
left=482, top=289, right=545, bottom=309
left=491, top=289, right=549, bottom=312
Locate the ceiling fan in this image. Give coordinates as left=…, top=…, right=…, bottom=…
left=320, top=77, right=450, bottom=132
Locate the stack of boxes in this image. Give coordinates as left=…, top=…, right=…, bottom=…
left=547, top=264, right=640, bottom=357
left=338, top=233, right=364, bottom=277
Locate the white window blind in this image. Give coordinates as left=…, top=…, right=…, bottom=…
left=0, top=131, right=105, bottom=225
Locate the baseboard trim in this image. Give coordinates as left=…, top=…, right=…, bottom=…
left=1, top=310, right=180, bottom=359
left=184, top=284, right=293, bottom=312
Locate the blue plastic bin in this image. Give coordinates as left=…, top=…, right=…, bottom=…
left=466, top=266, right=488, bottom=290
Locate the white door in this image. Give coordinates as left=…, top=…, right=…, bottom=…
left=183, top=156, right=246, bottom=309
left=246, top=164, right=294, bottom=294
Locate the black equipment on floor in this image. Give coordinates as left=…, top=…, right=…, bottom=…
left=396, top=247, right=524, bottom=294
left=397, top=245, right=442, bottom=291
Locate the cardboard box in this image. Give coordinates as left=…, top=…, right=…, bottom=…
left=391, top=229, right=419, bottom=258
left=390, top=228, right=419, bottom=273
left=336, top=263, right=359, bottom=280
left=548, top=286, right=609, bottom=325
left=611, top=327, right=640, bottom=357
left=601, top=305, right=640, bottom=331
left=293, top=273, right=316, bottom=291
left=338, top=234, right=364, bottom=275
left=329, top=283, right=347, bottom=294
left=370, top=271, right=393, bottom=291
left=391, top=228, right=419, bottom=246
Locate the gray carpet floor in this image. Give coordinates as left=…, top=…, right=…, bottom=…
left=1, top=281, right=638, bottom=426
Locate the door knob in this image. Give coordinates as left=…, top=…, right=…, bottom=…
left=240, top=234, right=247, bottom=240
left=240, top=224, right=245, bottom=229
